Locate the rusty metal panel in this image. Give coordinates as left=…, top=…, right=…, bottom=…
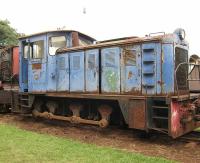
left=128, top=99, right=146, bottom=130
left=0, top=46, right=12, bottom=81
left=0, top=90, right=12, bottom=104
left=121, top=45, right=141, bottom=93
left=32, top=63, right=41, bottom=70
left=71, top=32, right=79, bottom=47
left=170, top=100, right=200, bottom=138
left=12, top=47, right=19, bottom=77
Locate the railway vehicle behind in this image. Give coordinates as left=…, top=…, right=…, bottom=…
left=0, top=45, right=19, bottom=112
left=17, top=29, right=200, bottom=138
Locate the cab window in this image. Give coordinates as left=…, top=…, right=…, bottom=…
left=49, top=36, right=66, bottom=55
left=32, top=40, right=44, bottom=59
left=23, top=45, right=32, bottom=59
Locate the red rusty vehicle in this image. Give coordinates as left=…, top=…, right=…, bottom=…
left=0, top=45, right=19, bottom=112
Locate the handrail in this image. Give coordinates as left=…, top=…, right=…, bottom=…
left=175, top=62, right=200, bottom=98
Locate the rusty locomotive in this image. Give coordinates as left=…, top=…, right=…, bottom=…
left=0, top=45, right=19, bottom=112
left=1, top=28, right=200, bottom=138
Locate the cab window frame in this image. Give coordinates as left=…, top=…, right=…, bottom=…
left=30, top=40, right=44, bottom=59
left=23, top=44, right=30, bottom=59
left=48, top=35, right=67, bottom=56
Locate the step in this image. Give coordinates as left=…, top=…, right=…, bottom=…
left=20, top=105, right=32, bottom=108
left=152, top=106, right=168, bottom=109
left=152, top=116, right=168, bottom=120
left=20, top=98, right=29, bottom=101
left=150, top=127, right=168, bottom=132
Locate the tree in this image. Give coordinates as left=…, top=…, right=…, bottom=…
left=0, top=19, right=18, bottom=46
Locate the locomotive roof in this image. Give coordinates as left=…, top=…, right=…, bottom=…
left=57, top=34, right=173, bottom=54
left=18, top=30, right=96, bottom=41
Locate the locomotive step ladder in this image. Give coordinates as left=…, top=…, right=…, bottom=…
left=18, top=93, right=32, bottom=114
left=150, top=98, right=169, bottom=133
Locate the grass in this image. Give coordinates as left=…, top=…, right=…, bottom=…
left=0, top=124, right=174, bottom=163
left=195, top=127, right=200, bottom=132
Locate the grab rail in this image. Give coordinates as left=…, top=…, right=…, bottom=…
left=175, top=62, right=200, bottom=98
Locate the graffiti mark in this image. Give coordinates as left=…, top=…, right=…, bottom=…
left=105, top=70, right=118, bottom=91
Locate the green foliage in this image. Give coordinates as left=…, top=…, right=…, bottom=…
left=0, top=19, right=18, bottom=46
left=0, top=124, right=174, bottom=163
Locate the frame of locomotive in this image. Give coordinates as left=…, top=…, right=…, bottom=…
left=17, top=29, right=200, bottom=138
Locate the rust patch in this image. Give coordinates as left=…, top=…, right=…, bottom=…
left=72, top=32, right=79, bottom=47
left=32, top=63, right=41, bottom=70
left=128, top=99, right=146, bottom=130
left=170, top=100, right=200, bottom=138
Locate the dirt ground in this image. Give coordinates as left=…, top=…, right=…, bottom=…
left=0, top=114, right=200, bottom=163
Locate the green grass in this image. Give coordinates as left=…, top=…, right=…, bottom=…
left=0, top=124, right=173, bottom=163
left=195, top=127, right=200, bottom=132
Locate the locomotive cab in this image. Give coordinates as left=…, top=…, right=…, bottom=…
left=19, top=30, right=95, bottom=92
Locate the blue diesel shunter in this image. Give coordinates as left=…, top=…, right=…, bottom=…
left=19, top=29, right=200, bottom=138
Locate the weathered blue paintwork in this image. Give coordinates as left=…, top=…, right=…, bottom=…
left=121, top=45, right=141, bottom=93
left=19, top=29, right=188, bottom=96
left=101, top=47, right=121, bottom=93
left=162, top=44, right=174, bottom=93
left=47, top=32, right=71, bottom=91
left=142, top=43, right=161, bottom=95
left=28, top=35, right=47, bottom=92
left=19, top=41, right=28, bottom=92
left=56, top=53, right=70, bottom=91
left=85, top=49, right=99, bottom=92
left=70, top=51, right=85, bottom=92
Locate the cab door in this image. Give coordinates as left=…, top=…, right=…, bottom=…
left=19, top=41, right=29, bottom=92
left=101, top=47, right=121, bottom=93
left=47, top=34, right=67, bottom=91
left=28, top=35, right=47, bottom=92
